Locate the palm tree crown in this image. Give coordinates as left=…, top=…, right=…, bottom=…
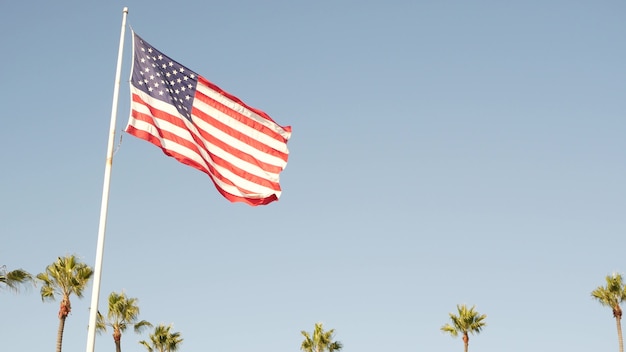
left=592, top=273, right=626, bottom=352
left=140, top=324, right=183, bottom=352
left=97, top=291, right=152, bottom=352
left=301, top=322, right=343, bottom=352
left=592, top=273, right=626, bottom=318
left=441, top=304, right=487, bottom=352
left=37, top=255, right=93, bottom=352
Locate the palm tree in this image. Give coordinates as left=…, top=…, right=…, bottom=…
left=96, top=291, right=152, bottom=352
left=37, top=255, right=94, bottom=352
left=139, top=324, right=183, bottom=352
left=441, top=304, right=487, bottom=352
left=592, top=273, right=626, bottom=352
left=0, top=265, right=32, bottom=292
left=300, top=322, right=343, bottom=352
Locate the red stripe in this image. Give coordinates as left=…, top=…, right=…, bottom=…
left=130, top=94, right=209, bottom=166
left=131, top=93, right=283, bottom=191
left=125, top=124, right=209, bottom=175
left=199, top=76, right=291, bottom=140
left=128, top=124, right=277, bottom=206
left=195, top=78, right=289, bottom=162
left=130, top=94, right=281, bottom=194
left=191, top=105, right=284, bottom=175
left=127, top=109, right=276, bottom=197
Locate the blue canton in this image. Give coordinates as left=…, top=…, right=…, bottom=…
left=131, top=33, right=198, bottom=121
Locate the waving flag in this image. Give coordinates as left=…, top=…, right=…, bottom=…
left=126, top=31, right=292, bottom=206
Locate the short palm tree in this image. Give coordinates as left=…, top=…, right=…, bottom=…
left=96, top=291, right=152, bottom=352
left=441, top=304, right=487, bottom=352
left=300, top=322, right=343, bottom=352
left=139, top=324, right=183, bottom=352
left=0, top=265, right=32, bottom=292
left=37, top=255, right=93, bottom=352
left=592, top=273, right=626, bottom=352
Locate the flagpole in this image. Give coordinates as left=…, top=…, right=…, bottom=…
left=85, top=7, right=129, bottom=352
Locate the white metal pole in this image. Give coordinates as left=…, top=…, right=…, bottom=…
left=85, top=7, right=129, bottom=352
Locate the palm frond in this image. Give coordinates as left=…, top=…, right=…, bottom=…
left=441, top=304, right=487, bottom=338
left=0, top=267, right=33, bottom=292
left=134, top=320, right=153, bottom=333
left=301, top=322, right=342, bottom=352
left=142, top=323, right=183, bottom=352
left=95, top=311, right=107, bottom=334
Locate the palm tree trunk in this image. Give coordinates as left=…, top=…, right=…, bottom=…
left=114, top=327, right=122, bottom=352
left=462, top=332, right=469, bottom=352
left=56, top=294, right=71, bottom=352
left=56, top=316, right=66, bottom=352
left=616, top=316, right=624, bottom=352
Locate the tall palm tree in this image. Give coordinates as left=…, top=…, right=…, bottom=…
left=0, top=265, right=32, bottom=292
left=139, top=324, right=183, bottom=352
left=592, top=273, right=626, bottom=352
left=441, top=304, right=487, bottom=352
left=37, top=255, right=93, bottom=352
left=96, top=291, right=152, bottom=352
left=300, top=322, right=343, bottom=352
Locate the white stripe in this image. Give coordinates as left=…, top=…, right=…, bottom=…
left=196, top=82, right=291, bottom=150
left=128, top=117, right=209, bottom=170
left=190, top=107, right=287, bottom=171
left=129, top=110, right=279, bottom=198
left=130, top=89, right=282, bottom=181
left=129, top=116, right=275, bottom=198
left=129, top=89, right=281, bottom=197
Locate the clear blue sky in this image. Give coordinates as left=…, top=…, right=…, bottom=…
left=2, top=1, right=625, bottom=351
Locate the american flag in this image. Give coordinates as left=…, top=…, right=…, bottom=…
left=126, top=32, right=292, bottom=206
